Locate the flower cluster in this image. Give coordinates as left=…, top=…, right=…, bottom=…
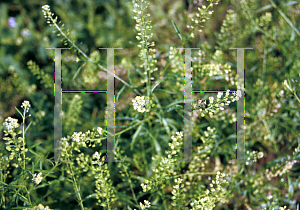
left=141, top=131, right=183, bottom=193
left=171, top=178, right=186, bottom=207
left=41, top=5, right=70, bottom=46
left=3, top=117, right=19, bottom=135
left=187, top=127, right=216, bottom=181
left=92, top=154, right=116, bottom=208
left=265, top=159, right=298, bottom=181
left=193, top=89, right=243, bottom=117
left=262, top=196, right=290, bottom=210
left=32, top=172, right=43, bottom=185
left=139, top=200, right=151, bottom=210
left=190, top=171, right=229, bottom=210
left=21, top=100, right=31, bottom=113
left=132, top=96, right=154, bottom=113
left=133, top=0, right=158, bottom=84
left=245, top=150, right=264, bottom=165
left=41, top=5, right=58, bottom=25
left=187, top=0, right=219, bottom=36
left=33, top=204, right=50, bottom=210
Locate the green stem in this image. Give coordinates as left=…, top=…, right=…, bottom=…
left=68, top=162, right=84, bottom=210
left=269, top=0, right=300, bottom=37
left=22, top=109, right=25, bottom=170
left=48, top=12, right=142, bottom=97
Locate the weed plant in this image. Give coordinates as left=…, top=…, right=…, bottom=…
left=0, top=0, right=300, bottom=209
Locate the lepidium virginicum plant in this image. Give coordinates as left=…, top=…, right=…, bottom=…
left=1, top=101, right=54, bottom=209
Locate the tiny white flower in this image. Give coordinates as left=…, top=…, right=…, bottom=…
left=32, top=173, right=43, bottom=184
left=97, top=127, right=103, bottom=135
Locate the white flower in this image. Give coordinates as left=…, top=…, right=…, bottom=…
left=217, top=92, right=223, bottom=99
left=21, top=100, right=31, bottom=113
left=97, top=127, right=103, bottom=135
left=32, top=173, right=43, bottom=184
left=71, top=132, right=82, bottom=142
left=226, top=89, right=230, bottom=97
left=3, top=117, right=19, bottom=134
left=132, top=96, right=150, bottom=113
left=236, top=90, right=242, bottom=98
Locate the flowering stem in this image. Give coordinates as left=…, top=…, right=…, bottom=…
left=68, top=161, right=84, bottom=210
left=42, top=5, right=142, bottom=97
left=22, top=109, right=25, bottom=170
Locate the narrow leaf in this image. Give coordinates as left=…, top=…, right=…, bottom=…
left=256, top=4, right=272, bottom=13
left=150, top=80, right=162, bottom=94
left=72, top=61, right=87, bottom=80
left=117, top=85, right=126, bottom=100
left=131, top=124, right=143, bottom=150
left=15, top=107, right=23, bottom=118
left=172, top=20, right=183, bottom=41
left=24, top=121, right=32, bottom=134
left=284, top=1, right=299, bottom=7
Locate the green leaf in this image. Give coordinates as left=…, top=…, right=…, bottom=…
left=162, top=118, right=170, bottom=136
left=153, top=88, right=175, bottom=94
left=130, top=61, right=144, bottom=77
left=131, top=124, right=143, bottom=150
left=288, top=176, right=294, bottom=199
left=24, top=121, right=32, bottom=135
left=284, top=1, right=299, bottom=7
left=29, top=149, right=41, bottom=157
left=172, top=20, right=183, bottom=41
left=117, top=85, right=126, bottom=101
left=72, top=61, right=87, bottom=80
left=15, top=107, right=23, bottom=118
left=150, top=80, right=162, bottom=94
left=83, top=193, right=98, bottom=201
left=146, top=129, right=162, bottom=156
left=167, top=105, right=183, bottom=112
left=256, top=4, right=273, bottom=13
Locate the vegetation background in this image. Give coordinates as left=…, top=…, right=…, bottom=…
left=0, top=0, right=300, bottom=209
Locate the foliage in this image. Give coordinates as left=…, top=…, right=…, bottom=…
left=0, top=0, right=300, bottom=209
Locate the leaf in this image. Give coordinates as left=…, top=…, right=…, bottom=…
left=153, top=88, right=175, bottom=94
left=172, top=20, right=183, bottom=41
left=15, top=107, right=23, bottom=118
left=150, top=80, right=162, bottom=94
left=284, top=1, right=299, bottom=7
left=131, top=124, right=143, bottom=150
left=130, top=61, right=144, bottom=77
left=162, top=118, right=170, bottom=136
left=117, top=85, right=126, bottom=100
left=256, top=4, right=273, bottom=13
left=167, top=105, right=183, bottom=112
left=291, top=29, right=295, bottom=42
left=288, top=176, right=294, bottom=199
left=29, top=149, right=41, bottom=157
left=147, top=129, right=162, bottom=156
left=72, top=61, right=87, bottom=80
left=24, top=121, right=32, bottom=135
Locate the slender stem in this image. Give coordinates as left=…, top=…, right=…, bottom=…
left=24, top=186, right=32, bottom=206
left=48, top=12, right=142, bottom=97
left=269, top=0, right=300, bottom=37
left=68, top=162, right=84, bottom=210
left=22, top=109, right=25, bottom=170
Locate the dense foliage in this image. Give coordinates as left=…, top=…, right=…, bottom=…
left=0, top=0, right=299, bottom=209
